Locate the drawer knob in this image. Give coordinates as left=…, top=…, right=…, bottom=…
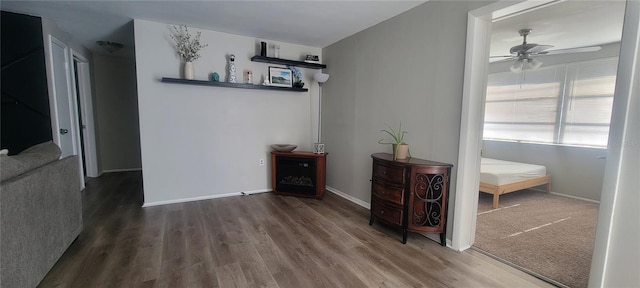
left=382, top=171, right=387, bottom=174
left=380, top=210, right=385, bottom=214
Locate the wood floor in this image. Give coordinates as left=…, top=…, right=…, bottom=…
left=38, top=171, right=553, bottom=288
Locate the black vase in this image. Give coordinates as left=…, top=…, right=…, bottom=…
left=260, top=42, right=267, bottom=57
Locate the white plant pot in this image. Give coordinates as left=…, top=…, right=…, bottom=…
left=392, top=144, right=409, bottom=160
left=184, top=61, right=194, bottom=80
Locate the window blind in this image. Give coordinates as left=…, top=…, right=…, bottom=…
left=484, top=57, right=618, bottom=148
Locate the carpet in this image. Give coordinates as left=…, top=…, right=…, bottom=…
left=474, top=190, right=599, bottom=288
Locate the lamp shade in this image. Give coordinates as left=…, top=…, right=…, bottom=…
left=509, top=60, right=524, bottom=73
left=528, top=58, right=543, bottom=69
left=314, top=72, right=330, bottom=84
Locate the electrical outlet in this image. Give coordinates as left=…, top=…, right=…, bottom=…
left=259, top=159, right=265, bottom=166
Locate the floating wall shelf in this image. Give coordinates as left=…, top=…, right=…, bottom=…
left=161, top=77, right=309, bottom=92
left=250, top=56, right=327, bottom=69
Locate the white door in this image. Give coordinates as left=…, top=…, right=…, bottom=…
left=49, top=37, right=76, bottom=158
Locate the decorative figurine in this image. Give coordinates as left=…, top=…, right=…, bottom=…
left=288, top=65, right=304, bottom=88
left=210, top=72, right=220, bottom=82
left=305, top=54, right=320, bottom=63
left=246, top=70, right=253, bottom=84
left=228, top=54, right=237, bottom=83
left=313, top=143, right=325, bottom=154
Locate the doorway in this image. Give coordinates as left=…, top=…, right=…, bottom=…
left=70, top=50, right=99, bottom=179
left=453, top=0, right=640, bottom=287
left=473, top=2, right=624, bottom=287
left=48, top=35, right=99, bottom=189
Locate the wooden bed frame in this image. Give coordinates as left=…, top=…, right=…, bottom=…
left=480, top=175, right=552, bottom=209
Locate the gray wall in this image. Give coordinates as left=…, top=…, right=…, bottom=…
left=93, top=55, right=142, bottom=172
left=322, top=1, right=491, bottom=239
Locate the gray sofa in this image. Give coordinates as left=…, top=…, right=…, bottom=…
left=0, top=141, right=83, bottom=288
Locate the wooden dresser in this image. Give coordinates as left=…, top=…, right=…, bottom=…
left=369, top=153, right=452, bottom=245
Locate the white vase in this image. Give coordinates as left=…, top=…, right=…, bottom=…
left=184, top=61, right=194, bottom=80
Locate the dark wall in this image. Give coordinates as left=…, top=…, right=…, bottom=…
left=1, top=11, right=52, bottom=155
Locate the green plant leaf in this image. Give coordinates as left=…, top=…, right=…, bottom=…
left=378, top=122, right=408, bottom=145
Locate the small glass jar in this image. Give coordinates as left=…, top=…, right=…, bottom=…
left=273, top=45, right=280, bottom=58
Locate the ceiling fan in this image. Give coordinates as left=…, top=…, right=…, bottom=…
left=491, top=28, right=602, bottom=72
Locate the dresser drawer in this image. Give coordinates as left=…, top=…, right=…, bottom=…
left=371, top=200, right=403, bottom=226
left=372, top=163, right=405, bottom=184
left=371, top=180, right=404, bottom=206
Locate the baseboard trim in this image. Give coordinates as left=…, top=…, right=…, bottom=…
left=550, top=192, right=600, bottom=204
left=241, top=189, right=272, bottom=196
left=142, top=189, right=271, bottom=207
left=326, top=186, right=370, bottom=209
left=102, top=168, right=142, bottom=173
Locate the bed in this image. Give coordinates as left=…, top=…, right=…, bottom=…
left=480, top=157, right=551, bottom=209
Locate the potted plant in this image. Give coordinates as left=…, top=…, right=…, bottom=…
left=378, top=123, right=409, bottom=160
left=170, top=25, right=208, bottom=80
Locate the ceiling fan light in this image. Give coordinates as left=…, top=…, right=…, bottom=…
left=528, top=58, right=543, bottom=69
left=96, top=41, right=124, bottom=53
left=510, top=60, right=523, bottom=73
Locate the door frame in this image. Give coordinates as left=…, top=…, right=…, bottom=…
left=47, top=35, right=85, bottom=187
left=451, top=0, right=562, bottom=252
left=453, top=0, right=639, bottom=287
left=70, top=49, right=100, bottom=178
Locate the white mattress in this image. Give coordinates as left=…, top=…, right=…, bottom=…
left=480, top=158, right=547, bottom=186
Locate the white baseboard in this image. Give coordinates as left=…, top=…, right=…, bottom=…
left=527, top=187, right=600, bottom=204
left=241, top=189, right=272, bottom=195
left=142, top=189, right=271, bottom=207
left=326, top=186, right=370, bottom=209
left=102, top=168, right=142, bottom=173
left=550, top=192, right=600, bottom=204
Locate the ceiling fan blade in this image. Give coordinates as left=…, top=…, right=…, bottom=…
left=489, top=56, right=516, bottom=63
left=526, top=45, right=554, bottom=54
left=538, top=46, right=602, bottom=55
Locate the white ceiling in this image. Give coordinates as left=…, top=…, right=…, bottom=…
left=490, top=1, right=626, bottom=59
left=0, top=0, right=426, bottom=56
left=0, top=1, right=626, bottom=59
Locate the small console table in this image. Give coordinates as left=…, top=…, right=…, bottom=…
left=271, top=151, right=327, bottom=199
left=369, top=153, right=452, bottom=245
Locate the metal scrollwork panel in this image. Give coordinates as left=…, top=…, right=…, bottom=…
left=412, top=173, right=444, bottom=227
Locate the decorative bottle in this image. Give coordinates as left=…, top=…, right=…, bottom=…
left=228, top=54, right=237, bottom=83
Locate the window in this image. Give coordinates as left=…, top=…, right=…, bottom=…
left=483, top=57, right=618, bottom=148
